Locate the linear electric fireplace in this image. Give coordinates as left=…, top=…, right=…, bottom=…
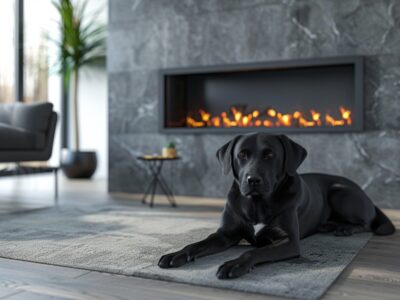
left=159, top=56, right=363, bottom=133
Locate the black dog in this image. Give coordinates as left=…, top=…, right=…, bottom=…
left=158, top=133, right=395, bottom=279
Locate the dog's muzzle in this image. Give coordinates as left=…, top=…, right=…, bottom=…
left=242, top=175, right=265, bottom=197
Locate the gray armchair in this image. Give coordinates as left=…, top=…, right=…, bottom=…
left=0, top=102, right=57, bottom=162
left=0, top=102, right=59, bottom=203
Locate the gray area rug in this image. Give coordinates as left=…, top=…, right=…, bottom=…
left=0, top=206, right=371, bottom=299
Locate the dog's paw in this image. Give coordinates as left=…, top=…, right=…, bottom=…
left=216, top=257, right=253, bottom=279
left=317, top=223, right=336, bottom=233
left=158, top=251, right=192, bottom=268
left=334, top=225, right=354, bottom=236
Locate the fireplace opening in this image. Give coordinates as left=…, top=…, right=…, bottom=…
left=159, top=56, right=363, bottom=133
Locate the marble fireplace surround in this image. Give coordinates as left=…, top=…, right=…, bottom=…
left=108, top=0, right=400, bottom=208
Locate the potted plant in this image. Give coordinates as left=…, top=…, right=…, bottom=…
left=162, top=142, right=177, bottom=158
left=52, top=0, right=105, bottom=178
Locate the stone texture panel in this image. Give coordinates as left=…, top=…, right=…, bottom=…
left=108, top=0, right=400, bottom=208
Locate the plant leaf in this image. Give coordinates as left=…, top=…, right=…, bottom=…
left=47, top=0, right=106, bottom=76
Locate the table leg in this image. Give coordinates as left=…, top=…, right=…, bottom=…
left=142, top=160, right=178, bottom=207
left=156, top=174, right=177, bottom=207
left=149, top=173, right=158, bottom=207
left=146, top=161, right=160, bottom=207
left=142, top=176, right=156, bottom=204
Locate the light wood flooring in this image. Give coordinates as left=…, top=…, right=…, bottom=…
left=0, top=174, right=399, bottom=300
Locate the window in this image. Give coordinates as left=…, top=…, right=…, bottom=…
left=0, top=0, right=16, bottom=103
left=24, top=0, right=57, bottom=103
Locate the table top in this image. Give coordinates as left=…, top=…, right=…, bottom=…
left=137, top=155, right=181, bottom=161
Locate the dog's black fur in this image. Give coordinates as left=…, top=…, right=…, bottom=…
left=158, top=133, right=395, bottom=279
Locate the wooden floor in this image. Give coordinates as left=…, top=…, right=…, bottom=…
left=0, top=174, right=399, bottom=300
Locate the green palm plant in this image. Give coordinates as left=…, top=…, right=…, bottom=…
left=52, top=0, right=105, bottom=150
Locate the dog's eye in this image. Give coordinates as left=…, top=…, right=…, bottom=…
left=263, top=151, right=274, bottom=160
left=238, top=151, right=248, bottom=160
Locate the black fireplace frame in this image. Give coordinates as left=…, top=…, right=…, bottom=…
left=159, top=56, right=364, bottom=134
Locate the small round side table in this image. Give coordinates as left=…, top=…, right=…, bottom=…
left=137, top=155, right=180, bottom=207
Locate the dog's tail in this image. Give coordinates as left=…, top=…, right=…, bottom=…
left=371, top=206, right=396, bottom=235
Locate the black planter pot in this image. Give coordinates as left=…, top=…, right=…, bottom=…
left=61, top=150, right=97, bottom=179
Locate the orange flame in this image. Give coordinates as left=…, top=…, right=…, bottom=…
left=186, top=106, right=353, bottom=128
left=267, top=108, right=277, bottom=117
left=310, top=110, right=321, bottom=126
left=340, top=106, right=352, bottom=125
left=199, top=109, right=211, bottom=122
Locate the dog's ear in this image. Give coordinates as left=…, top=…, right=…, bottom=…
left=216, top=135, right=241, bottom=175
left=277, top=135, right=307, bottom=176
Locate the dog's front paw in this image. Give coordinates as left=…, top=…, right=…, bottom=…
left=158, top=251, right=192, bottom=268
left=216, top=256, right=253, bottom=279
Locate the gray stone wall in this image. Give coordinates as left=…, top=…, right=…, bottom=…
left=108, top=0, right=400, bottom=208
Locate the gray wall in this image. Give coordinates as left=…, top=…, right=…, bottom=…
left=108, top=0, right=400, bottom=208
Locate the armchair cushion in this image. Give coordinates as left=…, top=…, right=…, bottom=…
left=0, top=123, right=46, bottom=150
left=11, top=102, right=54, bottom=133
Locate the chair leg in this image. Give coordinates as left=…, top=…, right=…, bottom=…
left=54, top=169, right=59, bottom=206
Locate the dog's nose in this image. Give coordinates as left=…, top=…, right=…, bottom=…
left=247, top=175, right=261, bottom=187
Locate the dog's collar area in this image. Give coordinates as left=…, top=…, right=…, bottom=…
left=253, top=223, right=266, bottom=235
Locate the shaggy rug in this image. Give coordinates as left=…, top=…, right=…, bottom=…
left=0, top=205, right=371, bottom=299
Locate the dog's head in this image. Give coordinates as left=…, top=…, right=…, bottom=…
left=216, top=133, right=307, bottom=198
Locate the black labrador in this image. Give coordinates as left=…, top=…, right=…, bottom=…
left=158, top=133, right=395, bottom=279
